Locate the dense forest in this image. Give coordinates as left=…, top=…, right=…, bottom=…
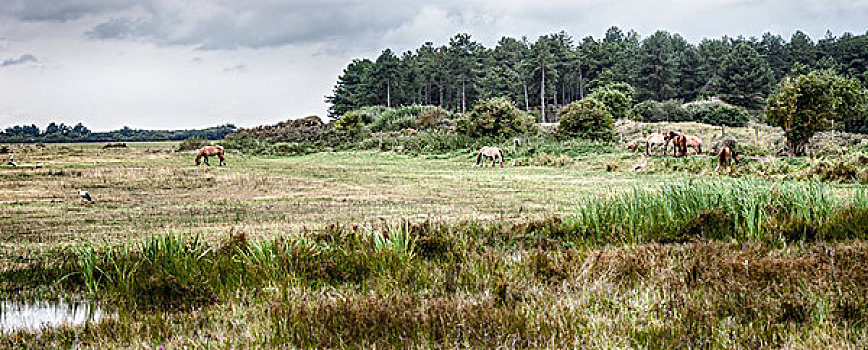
left=0, top=122, right=236, bottom=143
left=327, top=27, right=868, bottom=123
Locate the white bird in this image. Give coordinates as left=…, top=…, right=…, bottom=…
left=35, top=163, right=44, bottom=168
left=634, top=158, right=648, bottom=172
left=8, top=161, right=17, bottom=167
left=77, top=188, right=94, bottom=204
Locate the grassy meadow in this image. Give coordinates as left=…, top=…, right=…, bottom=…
left=1, top=138, right=868, bottom=348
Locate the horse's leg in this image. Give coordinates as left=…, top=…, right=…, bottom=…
left=219, top=153, right=225, bottom=166
left=204, top=155, right=210, bottom=166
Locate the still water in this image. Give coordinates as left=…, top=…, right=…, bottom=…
left=1, top=299, right=112, bottom=333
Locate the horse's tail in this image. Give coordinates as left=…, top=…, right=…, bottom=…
left=476, top=150, right=483, bottom=165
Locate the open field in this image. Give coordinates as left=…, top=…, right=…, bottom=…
left=0, top=142, right=688, bottom=261
left=1, top=141, right=868, bottom=348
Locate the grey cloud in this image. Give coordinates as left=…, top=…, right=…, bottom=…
left=82, top=1, right=426, bottom=51
left=0, top=0, right=138, bottom=22
left=222, top=64, right=246, bottom=73
left=7, top=0, right=868, bottom=53
left=1, top=54, right=37, bottom=67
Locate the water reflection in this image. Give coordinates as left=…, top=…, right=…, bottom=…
left=1, top=299, right=111, bottom=333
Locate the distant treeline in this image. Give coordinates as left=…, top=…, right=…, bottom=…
left=328, top=27, right=868, bottom=123
left=0, top=122, right=237, bottom=143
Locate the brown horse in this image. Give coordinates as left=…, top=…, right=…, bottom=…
left=645, top=132, right=669, bottom=156
left=196, top=145, right=226, bottom=166
left=715, top=145, right=740, bottom=172
left=685, top=135, right=703, bottom=155
left=475, top=146, right=504, bottom=168
left=665, top=131, right=688, bottom=157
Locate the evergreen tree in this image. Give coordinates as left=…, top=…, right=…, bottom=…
left=327, top=59, right=375, bottom=117
left=718, top=43, right=775, bottom=108
left=527, top=35, right=559, bottom=122
left=635, top=31, right=677, bottom=101
left=759, top=32, right=790, bottom=80
left=447, top=33, right=483, bottom=113
left=371, top=49, right=400, bottom=107
left=479, top=37, right=528, bottom=108
left=671, top=34, right=702, bottom=101
left=788, top=31, right=817, bottom=68
left=698, top=38, right=732, bottom=96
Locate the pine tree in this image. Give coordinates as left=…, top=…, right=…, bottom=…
left=718, top=43, right=775, bottom=108
left=635, top=31, right=677, bottom=101
left=326, top=59, right=375, bottom=117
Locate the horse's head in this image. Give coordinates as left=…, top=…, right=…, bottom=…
left=663, top=131, right=675, bottom=141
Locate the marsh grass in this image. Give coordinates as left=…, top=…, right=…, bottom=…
left=570, top=179, right=859, bottom=244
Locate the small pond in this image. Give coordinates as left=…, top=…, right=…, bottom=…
left=1, top=299, right=112, bottom=333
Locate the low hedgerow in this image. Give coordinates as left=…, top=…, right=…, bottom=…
left=684, top=102, right=749, bottom=127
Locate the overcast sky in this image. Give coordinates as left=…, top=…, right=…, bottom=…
left=1, top=0, right=867, bottom=131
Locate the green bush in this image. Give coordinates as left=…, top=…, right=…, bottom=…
left=557, top=98, right=616, bottom=141
left=456, top=97, right=535, bottom=137
left=354, top=106, right=388, bottom=124
left=600, top=82, right=635, bottom=99
left=630, top=100, right=690, bottom=122
left=685, top=103, right=749, bottom=127
left=590, top=87, right=632, bottom=120
left=178, top=137, right=209, bottom=151
left=417, top=107, right=452, bottom=130
left=368, top=106, right=429, bottom=132
left=334, top=111, right=365, bottom=134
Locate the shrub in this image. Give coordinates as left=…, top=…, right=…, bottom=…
left=368, top=106, right=430, bottom=132
left=178, top=137, right=208, bottom=151
left=417, top=107, right=452, bottom=130
left=590, top=87, right=631, bottom=120
left=334, top=111, right=365, bottom=134
left=600, top=82, right=635, bottom=99
left=685, top=103, right=749, bottom=127
left=557, top=98, right=616, bottom=141
left=456, top=97, right=535, bottom=137
left=354, top=106, right=388, bottom=124
left=630, top=100, right=690, bottom=122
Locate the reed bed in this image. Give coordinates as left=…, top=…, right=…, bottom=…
left=571, top=179, right=864, bottom=244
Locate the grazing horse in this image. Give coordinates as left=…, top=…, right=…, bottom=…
left=665, top=131, right=688, bottom=157
left=685, top=135, right=703, bottom=155
left=715, top=145, right=740, bottom=172
left=475, top=146, right=504, bottom=168
left=645, top=132, right=669, bottom=156
left=196, top=145, right=226, bottom=166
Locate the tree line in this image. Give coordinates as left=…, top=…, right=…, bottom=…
left=0, top=122, right=236, bottom=143
left=327, top=27, right=868, bottom=124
